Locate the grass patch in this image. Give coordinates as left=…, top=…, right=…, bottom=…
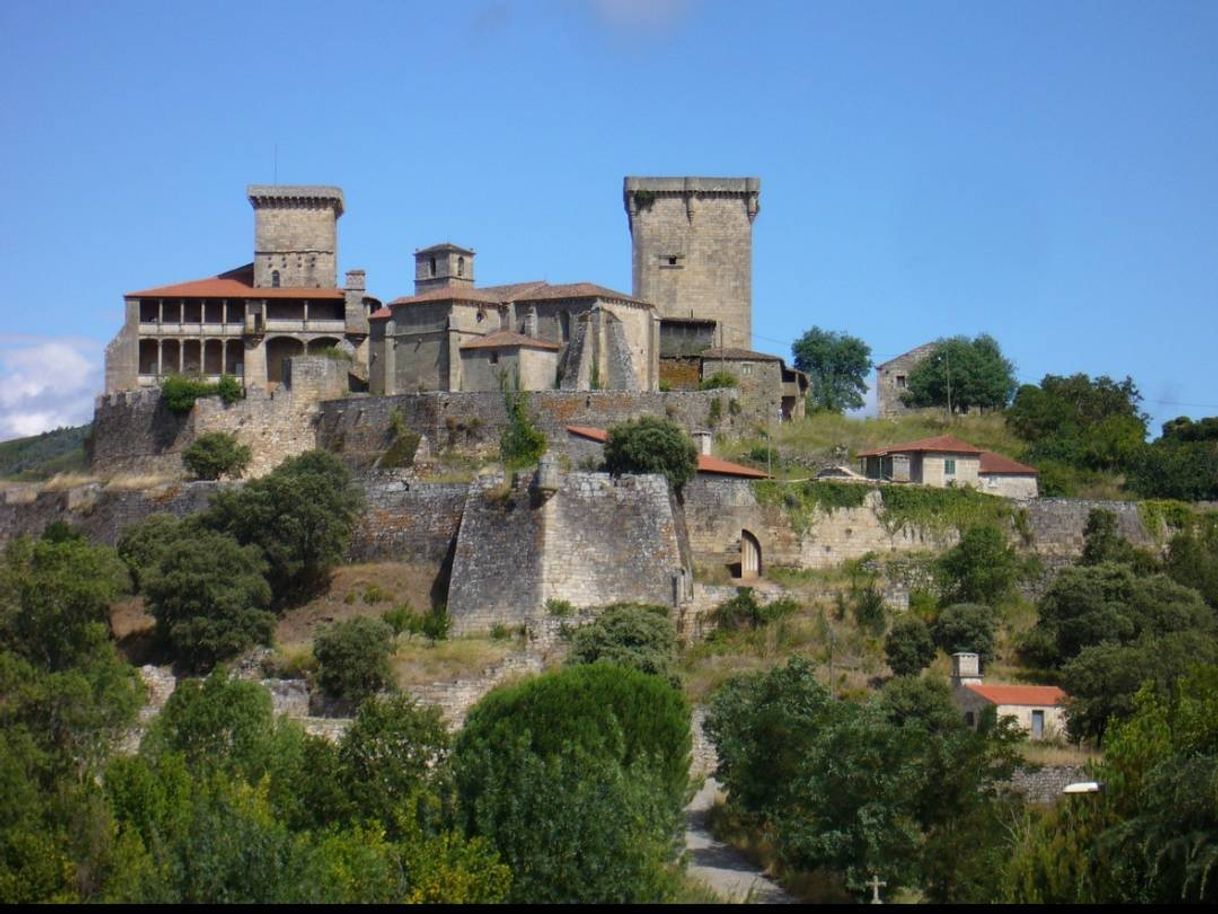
left=1017, top=741, right=1102, bottom=768
left=390, top=636, right=513, bottom=686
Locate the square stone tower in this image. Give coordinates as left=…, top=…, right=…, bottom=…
left=414, top=243, right=475, bottom=294
left=624, top=176, right=760, bottom=350
left=247, top=185, right=344, bottom=289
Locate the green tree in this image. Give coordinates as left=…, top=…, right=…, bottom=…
left=1025, top=562, right=1213, bottom=668
left=498, top=389, right=546, bottom=469
left=1126, top=417, right=1218, bottom=500
left=204, top=449, right=364, bottom=607
left=313, top=617, right=395, bottom=704
left=338, top=695, right=450, bottom=831
left=142, top=530, right=273, bottom=671
left=933, top=603, right=998, bottom=664
left=602, top=416, right=698, bottom=492
left=0, top=533, right=129, bottom=671
left=454, top=665, right=690, bottom=902
left=903, top=335, right=1016, bottom=413
left=181, top=432, right=252, bottom=480
left=1163, top=523, right=1218, bottom=607
left=117, top=514, right=185, bottom=592
left=566, top=603, right=679, bottom=684
left=884, top=616, right=936, bottom=677
left=1007, top=373, right=1148, bottom=476
left=937, top=525, right=1021, bottom=605
left=1079, top=508, right=1153, bottom=568
left=791, top=326, right=871, bottom=413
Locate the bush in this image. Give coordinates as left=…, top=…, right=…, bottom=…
left=712, top=587, right=799, bottom=631
left=161, top=374, right=243, bottom=414
left=313, top=617, right=395, bottom=704
left=603, top=416, right=698, bottom=492
left=566, top=604, right=679, bottom=683
left=182, top=432, right=252, bottom=480
left=885, top=616, right=936, bottom=676
left=499, top=390, right=546, bottom=469
left=699, top=370, right=738, bottom=390
left=142, top=529, right=274, bottom=671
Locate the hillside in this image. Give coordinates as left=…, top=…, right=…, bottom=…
left=0, top=424, right=90, bottom=480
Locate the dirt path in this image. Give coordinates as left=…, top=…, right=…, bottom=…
left=684, top=778, right=794, bottom=904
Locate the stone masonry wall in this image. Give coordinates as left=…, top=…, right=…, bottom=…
left=0, top=481, right=226, bottom=547
left=317, top=388, right=763, bottom=467
left=90, top=357, right=347, bottom=479
left=447, top=470, right=688, bottom=634
left=681, top=478, right=1158, bottom=576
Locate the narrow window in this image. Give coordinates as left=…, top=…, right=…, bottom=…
left=944, top=458, right=956, bottom=475
left=489, top=352, right=499, bottom=365
left=895, top=374, right=906, bottom=389
left=429, top=257, right=437, bottom=277
left=271, top=270, right=280, bottom=288
left=457, top=256, right=465, bottom=277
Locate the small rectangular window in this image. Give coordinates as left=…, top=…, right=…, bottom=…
left=944, top=458, right=956, bottom=475
left=659, top=254, right=684, bottom=269
left=895, top=374, right=906, bottom=389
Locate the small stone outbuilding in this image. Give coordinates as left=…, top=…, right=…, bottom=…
left=950, top=652, right=1067, bottom=741
left=979, top=451, right=1039, bottom=499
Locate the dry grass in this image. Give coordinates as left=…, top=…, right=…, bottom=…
left=390, top=636, right=513, bottom=686
left=1018, top=741, right=1103, bottom=767
left=37, top=472, right=99, bottom=491
left=103, top=472, right=180, bottom=491
left=275, top=562, right=443, bottom=646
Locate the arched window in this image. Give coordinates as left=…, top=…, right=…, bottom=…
left=429, top=257, right=437, bottom=277
left=457, top=256, right=465, bottom=277
left=271, top=269, right=280, bottom=288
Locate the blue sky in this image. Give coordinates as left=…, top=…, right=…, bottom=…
left=1, top=0, right=1215, bottom=439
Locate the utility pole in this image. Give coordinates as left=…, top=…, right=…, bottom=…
left=945, top=348, right=952, bottom=419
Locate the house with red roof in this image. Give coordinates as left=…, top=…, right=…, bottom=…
left=950, top=652, right=1067, bottom=740
left=857, top=434, right=985, bottom=488
left=978, top=451, right=1040, bottom=499
left=858, top=435, right=1038, bottom=497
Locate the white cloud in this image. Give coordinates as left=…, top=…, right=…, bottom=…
left=0, top=336, right=101, bottom=440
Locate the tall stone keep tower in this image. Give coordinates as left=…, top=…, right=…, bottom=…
left=624, top=176, right=760, bottom=350
left=247, top=185, right=344, bottom=289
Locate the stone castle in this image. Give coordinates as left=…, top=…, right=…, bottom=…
left=104, top=177, right=805, bottom=414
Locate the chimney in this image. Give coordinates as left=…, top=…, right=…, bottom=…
left=951, top=652, right=982, bottom=687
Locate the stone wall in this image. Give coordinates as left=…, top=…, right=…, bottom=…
left=90, top=356, right=348, bottom=479
left=350, top=475, right=468, bottom=565
left=447, top=470, right=689, bottom=634
left=0, top=481, right=226, bottom=547
left=317, top=388, right=762, bottom=467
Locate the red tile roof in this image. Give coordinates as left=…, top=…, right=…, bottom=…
left=459, top=331, right=560, bottom=351
left=565, top=426, right=770, bottom=479
left=979, top=451, right=1038, bottom=475
left=385, top=280, right=643, bottom=308
left=127, top=263, right=345, bottom=300
left=965, top=683, right=1066, bottom=706
left=857, top=434, right=985, bottom=458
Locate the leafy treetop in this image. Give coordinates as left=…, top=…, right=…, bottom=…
left=791, top=327, right=872, bottom=413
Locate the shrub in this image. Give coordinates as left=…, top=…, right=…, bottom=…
left=851, top=584, right=887, bottom=635
left=603, top=416, right=697, bottom=492
left=161, top=373, right=243, bottom=414
left=182, top=432, right=252, bottom=480
left=313, top=617, right=395, bottom=704
left=545, top=598, right=575, bottom=618
left=884, top=616, right=936, bottom=676
left=699, top=370, right=738, bottom=390
left=566, top=604, right=679, bottom=683
left=712, top=587, right=798, bottom=631
left=499, top=390, right=546, bottom=469
left=216, top=373, right=243, bottom=405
